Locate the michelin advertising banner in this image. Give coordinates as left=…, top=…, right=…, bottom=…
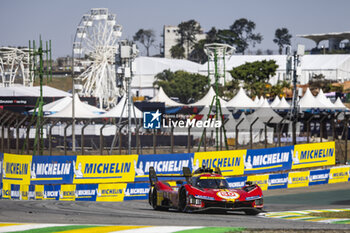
left=194, top=150, right=245, bottom=176
left=328, top=166, right=350, bottom=184
left=30, top=155, right=76, bottom=185
left=244, top=146, right=293, bottom=175
left=309, top=169, right=330, bottom=186
left=3, top=153, right=32, bottom=185
left=267, top=173, right=288, bottom=190
left=292, top=142, right=335, bottom=169
left=73, top=155, right=138, bottom=184
left=135, top=153, right=193, bottom=182
left=124, top=183, right=150, bottom=201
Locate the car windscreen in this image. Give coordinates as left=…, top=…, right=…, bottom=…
left=194, top=177, right=229, bottom=189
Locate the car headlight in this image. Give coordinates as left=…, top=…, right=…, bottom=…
left=255, top=198, right=263, bottom=205
left=189, top=195, right=202, bottom=205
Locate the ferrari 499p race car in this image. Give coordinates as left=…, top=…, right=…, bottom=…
left=148, top=166, right=263, bottom=215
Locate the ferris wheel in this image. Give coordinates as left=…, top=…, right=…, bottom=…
left=73, top=8, right=123, bottom=108
left=0, top=47, right=32, bottom=87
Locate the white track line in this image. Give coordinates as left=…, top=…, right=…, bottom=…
left=0, top=223, right=69, bottom=232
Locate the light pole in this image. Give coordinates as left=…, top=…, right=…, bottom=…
left=291, top=44, right=304, bottom=145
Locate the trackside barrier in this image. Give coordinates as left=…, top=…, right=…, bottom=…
left=0, top=142, right=340, bottom=201
left=1, top=165, right=349, bottom=201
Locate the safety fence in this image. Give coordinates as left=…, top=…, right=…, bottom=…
left=1, top=141, right=346, bottom=202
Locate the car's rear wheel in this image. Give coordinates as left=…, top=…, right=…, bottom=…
left=178, top=188, right=188, bottom=212
left=244, top=208, right=262, bottom=215
left=151, top=189, right=168, bottom=211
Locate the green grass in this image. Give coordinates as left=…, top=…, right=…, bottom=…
left=12, top=225, right=97, bottom=233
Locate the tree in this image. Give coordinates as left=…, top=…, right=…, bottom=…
left=153, top=70, right=209, bottom=103
left=188, top=39, right=207, bottom=64
left=176, top=19, right=202, bottom=58
left=170, top=44, right=185, bottom=59
left=309, top=74, right=332, bottom=93
left=273, top=28, right=292, bottom=55
left=229, top=60, right=278, bottom=95
left=133, top=29, right=156, bottom=56
left=229, top=18, right=263, bottom=54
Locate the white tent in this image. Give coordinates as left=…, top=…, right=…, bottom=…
left=273, top=97, right=290, bottom=109
left=257, top=97, right=264, bottom=107
left=253, top=96, right=259, bottom=105
left=260, top=98, right=271, bottom=108
left=102, top=96, right=143, bottom=118
left=29, top=96, right=72, bottom=115
left=189, top=87, right=227, bottom=107
left=315, top=89, right=336, bottom=109
left=270, top=96, right=280, bottom=107
left=298, top=88, right=326, bottom=110
left=226, top=88, right=257, bottom=109
left=46, top=94, right=103, bottom=119
left=149, top=87, right=183, bottom=107
left=334, top=97, right=348, bottom=110
left=250, top=107, right=283, bottom=124
left=0, top=85, right=71, bottom=97
left=32, top=96, right=105, bottom=115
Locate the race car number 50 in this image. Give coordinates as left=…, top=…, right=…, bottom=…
left=216, top=191, right=240, bottom=200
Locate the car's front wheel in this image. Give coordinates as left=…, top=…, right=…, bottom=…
left=178, top=188, right=188, bottom=212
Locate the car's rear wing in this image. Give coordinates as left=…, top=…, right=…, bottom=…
left=149, top=166, right=192, bottom=186
left=149, top=166, right=222, bottom=186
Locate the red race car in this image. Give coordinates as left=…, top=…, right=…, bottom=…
left=148, top=166, right=263, bottom=215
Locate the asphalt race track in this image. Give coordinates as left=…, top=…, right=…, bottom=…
left=1, top=183, right=350, bottom=230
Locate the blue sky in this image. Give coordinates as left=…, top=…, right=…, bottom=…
left=1, top=0, right=349, bottom=58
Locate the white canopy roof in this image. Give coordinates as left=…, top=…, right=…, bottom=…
left=46, top=94, right=103, bottom=119
left=149, top=87, right=183, bottom=107
left=250, top=107, right=283, bottom=124
left=257, top=97, right=264, bottom=107
left=226, top=88, right=257, bottom=109
left=0, top=85, right=71, bottom=97
left=270, top=96, right=280, bottom=107
left=253, top=96, right=259, bottom=105
left=189, top=86, right=227, bottom=107
left=29, top=96, right=72, bottom=114
left=334, top=97, right=348, bottom=110
left=315, top=89, right=336, bottom=109
left=273, top=97, right=290, bottom=109
left=102, top=96, right=143, bottom=118
left=260, top=98, right=271, bottom=108
left=298, top=88, right=326, bottom=109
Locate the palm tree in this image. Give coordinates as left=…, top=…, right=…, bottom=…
left=273, top=28, right=292, bottom=55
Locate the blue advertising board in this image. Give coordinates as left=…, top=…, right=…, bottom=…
left=135, top=153, right=194, bottom=182
left=28, top=185, right=35, bottom=200
left=44, top=185, right=61, bottom=200
left=75, top=184, right=98, bottom=201
left=30, top=155, right=76, bottom=184
left=309, top=169, right=330, bottom=186
left=10, top=184, right=20, bottom=199
left=267, top=173, right=288, bottom=190
left=244, top=146, right=293, bottom=175
left=226, top=176, right=247, bottom=189
left=124, top=183, right=150, bottom=201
